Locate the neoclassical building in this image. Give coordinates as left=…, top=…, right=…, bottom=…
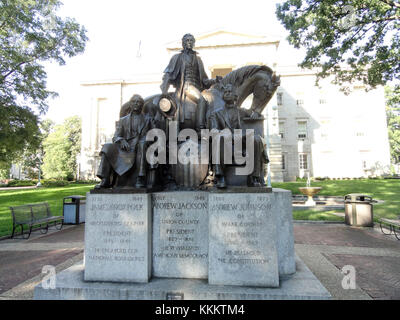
left=78, top=30, right=391, bottom=182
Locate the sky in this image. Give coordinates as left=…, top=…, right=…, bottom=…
left=44, top=0, right=304, bottom=123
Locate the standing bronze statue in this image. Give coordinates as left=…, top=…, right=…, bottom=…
left=160, top=33, right=220, bottom=130
left=95, top=94, right=154, bottom=189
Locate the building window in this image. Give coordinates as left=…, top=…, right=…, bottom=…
left=211, top=67, right=233, bottom=78
left=362, top=160, right=367, bottom=169
left=282, top=154, right=286, bottom=170
left=299, top=154, right=308, bottom=170
left=279, top=121, right=285, bottom=139
left=296, top=99, right=304, bottom=107
left=320, top=119, right=330, bottom=140
left=297, top=121, right=307, bottom=139
left=277, top=92, right=283, bottom=106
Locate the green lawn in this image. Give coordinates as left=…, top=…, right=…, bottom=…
left=273, top=179, right=400, bottom=222
left=0, top=183, right=95, bottom=238
left=0, top=179, right=398, bottom=237
left=291, top=210, right=344, bottom=222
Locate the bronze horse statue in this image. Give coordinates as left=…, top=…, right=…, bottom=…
left=204, top=65, right=280, bottom=117
left=123, top=65, right=280, bottom=123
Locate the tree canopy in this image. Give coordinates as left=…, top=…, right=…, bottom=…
left=276, top=0, right=400, bottom=94
left=42, top=116, right=81, bottom=180
left=0, top=0, right=87, bottom=167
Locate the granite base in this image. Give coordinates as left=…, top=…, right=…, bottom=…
left=34, top=255, right=331, bottom=300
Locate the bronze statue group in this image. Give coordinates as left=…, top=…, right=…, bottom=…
left=95, top=34, right=280, bottom=190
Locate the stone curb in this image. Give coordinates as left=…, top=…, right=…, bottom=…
left=0, top=235, right=11, bottom=241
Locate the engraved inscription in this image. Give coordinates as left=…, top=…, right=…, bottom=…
left=154, top=196, right=207, bottom=259
left=84, top=194, right=150, bottom=282
left=152, top=192, right=209, bottom=278
left=214, top=204, right=269, bottom=263
left=209, top=193, right=279, bottom=287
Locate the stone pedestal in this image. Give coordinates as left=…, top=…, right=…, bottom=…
left=152, top=192, right=208, bottom=279
left=84, top=193, right=151, bottom=283
left=84, top=189, right=294, bottom=286
left=305, top=197, right=316, bottom=206
left=34, top=255, right=331, bottom=300
left=42, top=188, right=308, bottom=300
left=273, top=189, right=296, bottom=275
left=34, top=188, right=331, bottom=300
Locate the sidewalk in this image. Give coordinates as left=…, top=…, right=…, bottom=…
left=0, top=225, right=84, bottom=299
left=0, top=222, right=399, bottom=300
left=0, top=186, right=37, bottom=191
left=294, top=223, right=400, bottom=299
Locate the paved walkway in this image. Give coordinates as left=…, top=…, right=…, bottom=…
left=0, top=222, right=399, bottom=300
left=0, top=186, right=37, bottom=191
left=294, top=223, right=400, bottom=300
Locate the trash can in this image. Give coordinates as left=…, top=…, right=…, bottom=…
left=344, top=193, right=373, bottom=227
left=63, top=195, right=86, bottom=224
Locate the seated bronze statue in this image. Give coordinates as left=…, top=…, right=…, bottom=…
left=208, top=84, right=269, bottom=188
left=95, top=94, right=154, bottom=189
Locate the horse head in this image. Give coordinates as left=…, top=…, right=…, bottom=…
left=206, top=65, right=280, bottom=116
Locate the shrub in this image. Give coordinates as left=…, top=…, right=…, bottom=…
left=42, top=180, right=70, bottom=187
left=73, top=180, right=99, bottom=185
left=6, top=180, right=36, bottom=187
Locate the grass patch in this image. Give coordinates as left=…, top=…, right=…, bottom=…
left=292, top=210, right=343, bottom=222
left=273, top=179, right=400, bottom=222
left=0, top=183, right=95, bottom=238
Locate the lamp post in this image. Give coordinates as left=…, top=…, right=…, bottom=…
left=36, top=156, right=42, bottom=188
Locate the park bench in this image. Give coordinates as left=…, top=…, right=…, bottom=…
left=10, top=202, right=63, bottom=239
left=379, top=217, right=400, bottom=240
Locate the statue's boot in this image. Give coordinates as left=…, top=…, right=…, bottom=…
left=135, top=176, right=146, bottom=188
left=95, top=177, right=111, bottom=189
left=248, top=176, right=261, bottom=187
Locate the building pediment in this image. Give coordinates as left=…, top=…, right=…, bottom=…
left=166, top=30, right=280, bottom=51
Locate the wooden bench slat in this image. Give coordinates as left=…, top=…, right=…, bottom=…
left=34, top=216, right=63, bottom=224
left=379, top=218, right=400, bottom=227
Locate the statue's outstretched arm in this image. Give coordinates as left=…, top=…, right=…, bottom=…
left=160, top=74, right=170, bottom=94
